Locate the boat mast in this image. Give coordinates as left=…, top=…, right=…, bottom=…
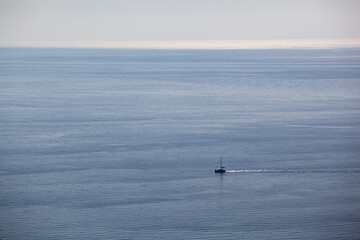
left=220, top=155, right=223, bottom=168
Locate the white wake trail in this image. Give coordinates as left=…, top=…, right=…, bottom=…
left=226, top=169, right=360, bottom=173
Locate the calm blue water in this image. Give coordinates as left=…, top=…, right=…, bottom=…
left=1, top=48, right=360, bottom=239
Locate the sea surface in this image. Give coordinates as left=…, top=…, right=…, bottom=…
left=1, top=48, right=360, bottom=239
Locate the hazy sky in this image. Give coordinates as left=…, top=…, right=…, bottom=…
left=0, top=0, right=360, bottom=46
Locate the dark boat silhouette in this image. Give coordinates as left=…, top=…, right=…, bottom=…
left=214, top=155, right=226, bottom=173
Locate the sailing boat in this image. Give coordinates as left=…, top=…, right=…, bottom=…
left=214, top=155, right=226, bottom=173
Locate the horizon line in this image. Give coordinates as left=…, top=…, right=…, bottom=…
left=1, top=39, right=360, bottom=50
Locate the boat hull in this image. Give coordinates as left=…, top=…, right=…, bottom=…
left=214, top=169, right=226, bottom=173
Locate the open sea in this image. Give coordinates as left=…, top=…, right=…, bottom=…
left=1, top=47, right=360, bottom=239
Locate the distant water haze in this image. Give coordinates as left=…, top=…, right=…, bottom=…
left=2, top=39, right=360, bottom=49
